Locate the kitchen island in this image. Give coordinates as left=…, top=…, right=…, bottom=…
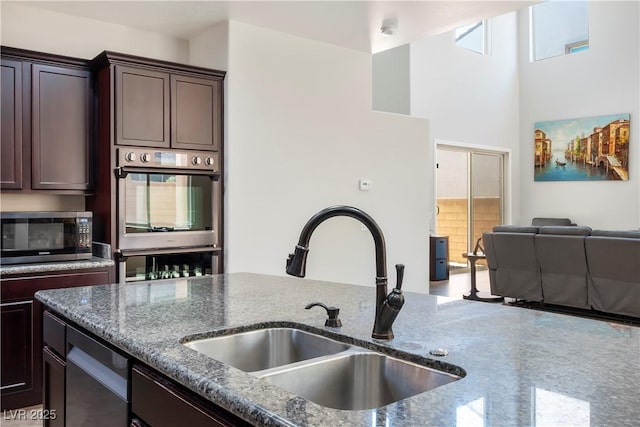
left=35, top=273, right=639, bottom=426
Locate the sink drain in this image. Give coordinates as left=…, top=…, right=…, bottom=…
left=429, top=348, right=449, bottom=357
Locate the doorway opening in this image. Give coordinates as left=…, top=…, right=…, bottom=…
left=435, top=144, right=507, bottom=274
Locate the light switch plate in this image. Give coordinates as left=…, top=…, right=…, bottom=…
left=359, top=179, right=372, bottom=191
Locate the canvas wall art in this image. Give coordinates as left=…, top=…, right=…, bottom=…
left=534, top=113, right=630, bottom=181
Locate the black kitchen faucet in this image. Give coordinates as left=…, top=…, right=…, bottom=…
left=286, top=205, right=405, bottom=340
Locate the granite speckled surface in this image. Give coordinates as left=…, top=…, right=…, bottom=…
left=35, top=273, right=640, bottom=426
left=0, top=257, right=114, bottom=276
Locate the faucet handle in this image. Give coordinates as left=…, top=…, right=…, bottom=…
left=395, top=264, right=405, bottom=291
left=305, top=302, right=342, bottom=327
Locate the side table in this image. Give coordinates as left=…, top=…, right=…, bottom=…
left=462, top=252, right=504, bottom=302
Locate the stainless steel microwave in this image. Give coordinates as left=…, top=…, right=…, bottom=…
left=1, top=211, right=92, bottom=265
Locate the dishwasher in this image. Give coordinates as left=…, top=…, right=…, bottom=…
left=66, top=325, right=130, bottom=427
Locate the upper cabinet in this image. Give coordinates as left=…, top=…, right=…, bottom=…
left=116, top=66, right=170, bottom=148
left=100, top=52, right=224, bottom=151
left=171, top=74, right=221, bottom=151
left=0, top=47, right=92, bottom=193
left=31, top=64, right=91, bottom=190
left=0, top=58, right=23, bottom=189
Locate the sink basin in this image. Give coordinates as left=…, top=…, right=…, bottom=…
left=183, top=328, right=350, bottom=372
left=184, top=327, right=463, bottom=410
left=258, top=351, right=461, bottom=410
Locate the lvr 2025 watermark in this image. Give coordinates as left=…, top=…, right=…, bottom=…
left=3, top=409, right=57, bottom=420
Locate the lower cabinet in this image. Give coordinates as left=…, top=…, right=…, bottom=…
left=42, top=347, right=65, bottom=427
left=40, top=309, right=249, bottom=427
left=1, top=301, right=32, bottom=396
left=0, top=266, right=114, bottom=410
left=131, top=365, right=249, bottom=427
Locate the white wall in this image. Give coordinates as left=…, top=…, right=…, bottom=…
left=192, top=21, right=431, bottom=292
left=372, top=44, right=410, bottom=115
left=518, top=1, right=640, bottom=229
left=189, top=21, right=229, bottom=71
left=410, top=11, right=520, bottom=224
left=0, top=2, right=188, bottom=61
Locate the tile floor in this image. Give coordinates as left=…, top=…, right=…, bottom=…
left=429, top=268, right=492, bottom=299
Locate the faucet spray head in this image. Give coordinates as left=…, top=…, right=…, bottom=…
left=286, top=245, right=309, bottom=277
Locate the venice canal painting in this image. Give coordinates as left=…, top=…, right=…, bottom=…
left=534, top=113, right=630, bottom=181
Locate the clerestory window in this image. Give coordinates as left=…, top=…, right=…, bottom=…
left=455, top=20, right=488, bottom=55
left=530, top=0, right=589, bottom=61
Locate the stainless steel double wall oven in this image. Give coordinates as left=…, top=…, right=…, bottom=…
left=114, top=148, right=221, bottom=283
left=87, top=51, right=226, bottom=284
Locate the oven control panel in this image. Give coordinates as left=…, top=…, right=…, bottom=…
left=118, top=149, right=219, bottom=171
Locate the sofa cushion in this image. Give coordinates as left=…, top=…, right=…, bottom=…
left=531, top=217, right=574, bottom=226
left=590, top=230, right=640, bottom=238
left=493, top=225, right=540, bottom=233
left=539, top=226, right=592, bottom=236
left=490, top=232, right=542, bottom=301
left=535, top=233, right=590, bottom=309
left=585, top=237, right=640, bottom=317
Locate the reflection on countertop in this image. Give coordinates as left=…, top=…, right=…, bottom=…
left=35, top=273, right=640, bottom=427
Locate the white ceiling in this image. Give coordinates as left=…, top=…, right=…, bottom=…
left=24, top=0, right=535, bottom=53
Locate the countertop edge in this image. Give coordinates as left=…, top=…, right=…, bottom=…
left=1, top=257, right=114, bottom=277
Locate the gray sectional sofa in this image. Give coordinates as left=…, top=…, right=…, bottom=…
left=483, top=225, right=640, bottom=318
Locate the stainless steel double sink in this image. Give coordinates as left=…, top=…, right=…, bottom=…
left=183, top=328, right=462, bottom=410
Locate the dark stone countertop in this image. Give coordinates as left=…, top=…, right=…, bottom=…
left=35, top=273, right=640, bottom=426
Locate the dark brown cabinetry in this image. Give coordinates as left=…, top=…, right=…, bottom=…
left=0, top=266, right=114, bottom=410
left=171, top=74, right=221, bottom=151
left=1, top=301, right=31, bottom=391
left=109, top=54, right=222, bottom=151
left=116, top=66, right=170, bottom=148
left=131, top=365, right=248, bottom=427
left=39, top=310, right=247, bottom=427
left=42, top=311, right=66, bottom=427
left=31, top=64, right=91, bottom=190
left=0, top=47, right=92, bottom=193
left=0, top=58, right=23, bottom=189
left=42, top=348, right=65, bottom=427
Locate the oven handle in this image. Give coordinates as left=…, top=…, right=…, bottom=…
left=115, top=246, right=221, bottom=261
left=114, top=167, right=220, bottom=180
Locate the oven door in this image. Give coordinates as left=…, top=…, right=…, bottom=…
left=116, top=247, right=220, bottom=284
left=117, top=168, right=220, bottom=250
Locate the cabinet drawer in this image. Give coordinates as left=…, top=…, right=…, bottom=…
left=132, top=366, right=247, bottom=427
left=43, top=311, right=66, bottom=357
left=434, top=238, right=448, bottom=259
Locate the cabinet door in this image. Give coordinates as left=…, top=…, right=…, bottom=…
left=31, top=64, right=91, bottom=190
left=116, top=66, right=170, bottom=148
left=0, top=301, right=32, bottom=392
left=171, top=75, right=221, bottom=151
left=132, top=365, right=248, bottom=427
left=1, top=58, right=23, bottom=189
left=42, top=347, right=65, bottom=427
